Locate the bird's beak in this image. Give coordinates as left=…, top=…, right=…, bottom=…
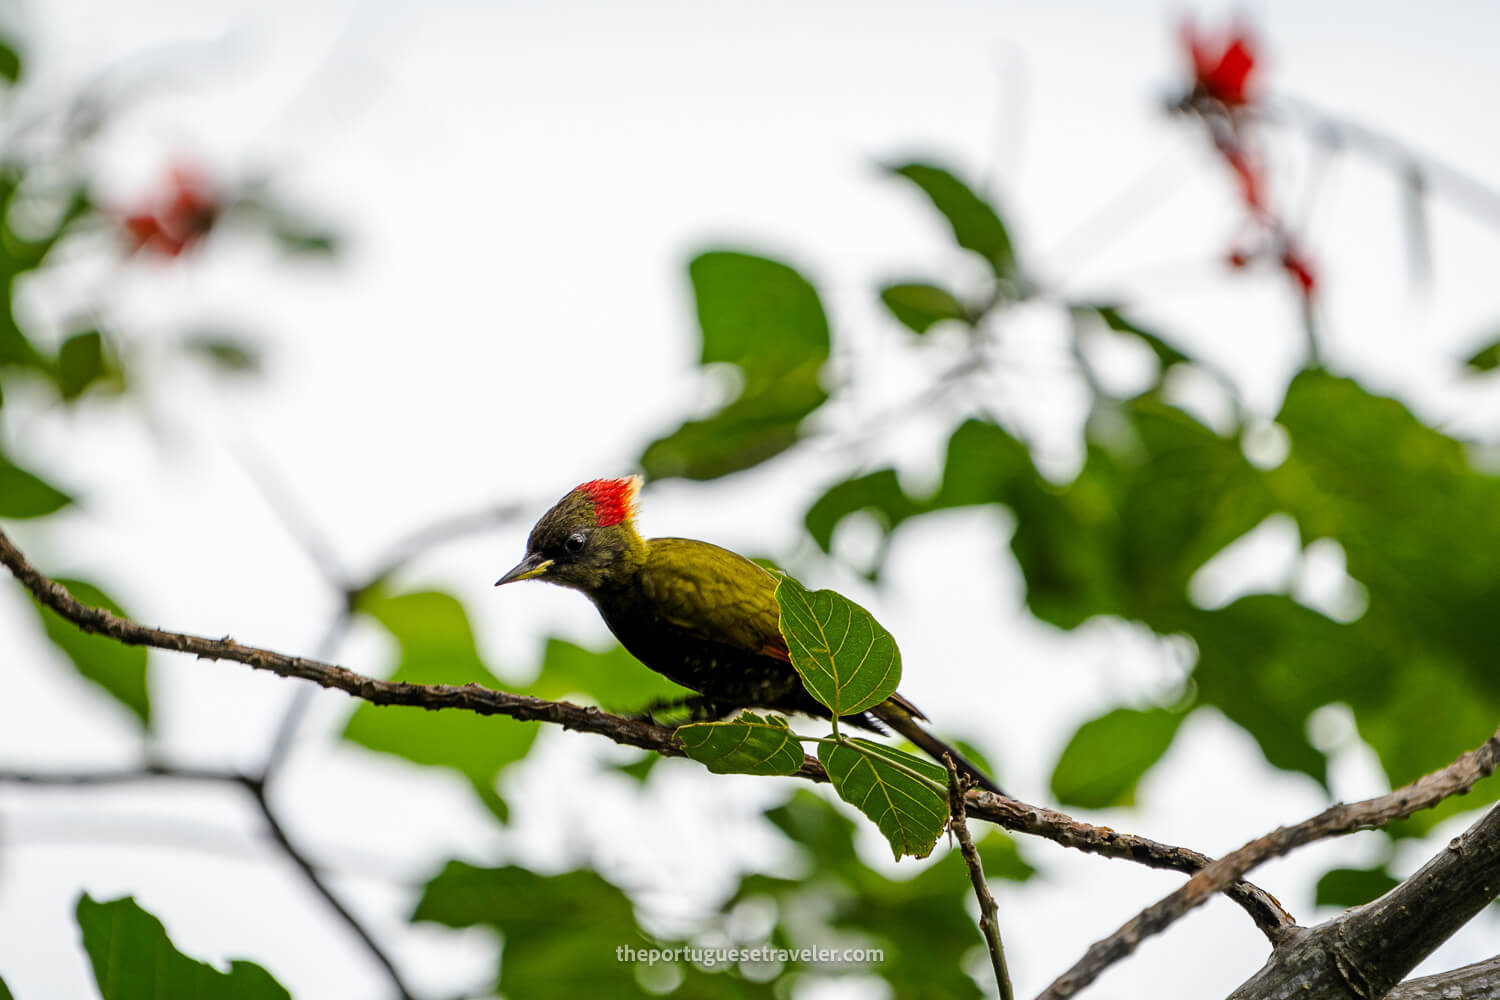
left=494, top=553, right=553, bottom=587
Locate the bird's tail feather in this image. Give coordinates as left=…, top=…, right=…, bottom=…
left=871, top=701, right=1005, bottom=797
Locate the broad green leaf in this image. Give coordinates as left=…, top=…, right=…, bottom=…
left=805, top=469, right=924, bottom=554
left=412, top=862, right=649, bottom=997
left=880, top=282, right=970, bottom=334
left=1050, top=707, right=1184, bottom=808
left=33, top=578, right=150, bottom=727
left=1315, top=864, right=1400, bottom=909
left=521, top=636, right=688, bottom=707
left=641, top=251, right=830, bottom=480
left=0, top=449, right=70, bottom=518
left=0, top=971, right=11, bottom=1000
left=56, top=330, right=107, bottom=400
left=774, top=576, right=901, bottom=718
left=0, top=39, right=18, bottom=85
left=345, top=590, right=536, bottom=821
left=76, top=894, right=290, bottom=1000
left=818, top=738, right=946, bottom=859
left=677, top=711, right=804, bottom=775
left=1463, top=335, right=1500, bottom=371
left=1266, top=372, right=1500, bottom=819
left=181, top=334, right=261, bottom=375
left=889, top=163, right=1015, bottom=277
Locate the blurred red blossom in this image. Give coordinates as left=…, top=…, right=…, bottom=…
left=1280, top=246, right=1317, bottom=299
left=1181, top=15, right=1258, bottom=108
left=1219, top=143, right=1266, bottom=214
left=120, top=163, right=220, bottom=257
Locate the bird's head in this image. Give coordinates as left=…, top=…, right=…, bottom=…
left=495, top=476, right=648, bottom=593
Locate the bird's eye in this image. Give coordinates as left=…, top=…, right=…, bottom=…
left=564, top=532, right=588, bottom=554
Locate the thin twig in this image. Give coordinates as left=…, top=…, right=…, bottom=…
left=239, top=774, right=418, bottom=1000
left=0, top=526, right=1295, bottom=938
left=946, top=755, right=1014, bottom=1000
left=1037, top=725, right=1500, bottom=1000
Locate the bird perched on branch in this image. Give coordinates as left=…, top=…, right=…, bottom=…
left=495, top=476, right=1003, bottom=795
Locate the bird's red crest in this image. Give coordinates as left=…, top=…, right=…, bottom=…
left=578, top=476, right=641, bottom=527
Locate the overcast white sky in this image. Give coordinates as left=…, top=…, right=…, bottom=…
left=3, top=0, right=1500, bottom=997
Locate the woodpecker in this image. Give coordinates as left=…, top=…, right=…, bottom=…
left=496, top=476, right=1002, bottom=794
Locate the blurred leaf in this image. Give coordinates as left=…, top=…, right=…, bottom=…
left=413, top=861, right=772, bottom=997
left=818, top=738, right=946, bottom=859
left=678, top=711, right=805, bottom=775
left=889, top=162, right=1015, bottom=277
left=641, top=251, right=830, bottom=480
left=76, top=894, right=289, bottom=1000
left=56, top=330, right=106, bottom=400
left=1315, top=864, right=1399, bottom=908
left=607, top=752, right=660, bottom=782
left=181, top=334, right=261, bottom=375
left=880, top=282, right=970, bottom=334
left=33, top=578, right=150, bottom=727
left=775, top=576, right=901, bottom=718
left=976, top=831, right=1037, bottom=883
left=1050, top=707, right=1184, bottom=809
left=0, top=449, right=71, bottom=518
left=0, top=39, right=18, bottom=85
left=1085, top=304, right=1189, bottom=371
left=272, top=223, right=338, bottom=256
left=0, top=970, right=10, bottom=1000
left=739, top=791, right=1029, bottom=998
left=1463, top=336, right=1500, bottom=372
left=1267, top=371, right=1500, bottom=821
left=520, top=636, right=689, bottom=708
left=345, top=590, right=536, bottom=821
left=805, top=469, right=923, bottom=554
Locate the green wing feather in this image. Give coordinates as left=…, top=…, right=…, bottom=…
left=639, top=538, right=788, bottom=658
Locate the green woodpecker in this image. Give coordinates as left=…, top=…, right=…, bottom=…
left=496, top=476, right=1002, bottom=794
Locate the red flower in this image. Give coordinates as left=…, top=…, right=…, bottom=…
left=120, top=163, right=220, bottom=257
left=1181, top=16, right=1258, bottom=108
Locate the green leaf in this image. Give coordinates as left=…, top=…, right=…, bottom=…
left=181, top=334, right=261, bottom=375
left=880, top=282, right=970, bottom=334
left=345, top=590, right=536, bottom=821
left=805, top=469, right=924, bottom=554
left=412, top=861, right=649, bottom=996
left=1315, top=864, right=1399, bottom=908
left=33, top=578, right=150, bottom=727
left=1050, top=707, right=1184, bottom=809
left=1085, top=305, right=1189, bottom=370
left=677, top=711, right=805, bottom=775
left=521, top=636, right=688, bottom=707
left=889, top=163, right=1016, bottom=277
left=641, top=251, right=830, bottom=480
left=0, top=449, right=71, bottom=518
left=1464, top=336, right=1500, bottom=372
left=774, top=576, right=901, bottom=718
left=0, top=970, right=12, bottom=1000
left=0, top=39, right=19, bottom=85
left=56, top=330, right=107, bottom=400
left=75, top=894, right=290, bottom=1000
left=818, top=738, right=947, bottom=859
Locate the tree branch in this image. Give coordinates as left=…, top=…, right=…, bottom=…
left=947, top=756, right=1015, bottom=1000
left=1385, top=956, right=1500, bottom=1000
left=1037, top=726, right=1500, bottom=1000
left=239, top=774, right=419, bottom=1000
left=1227, top=805, right=1500, bottom=1000
left=0, top=525, right=1293, bottom=940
